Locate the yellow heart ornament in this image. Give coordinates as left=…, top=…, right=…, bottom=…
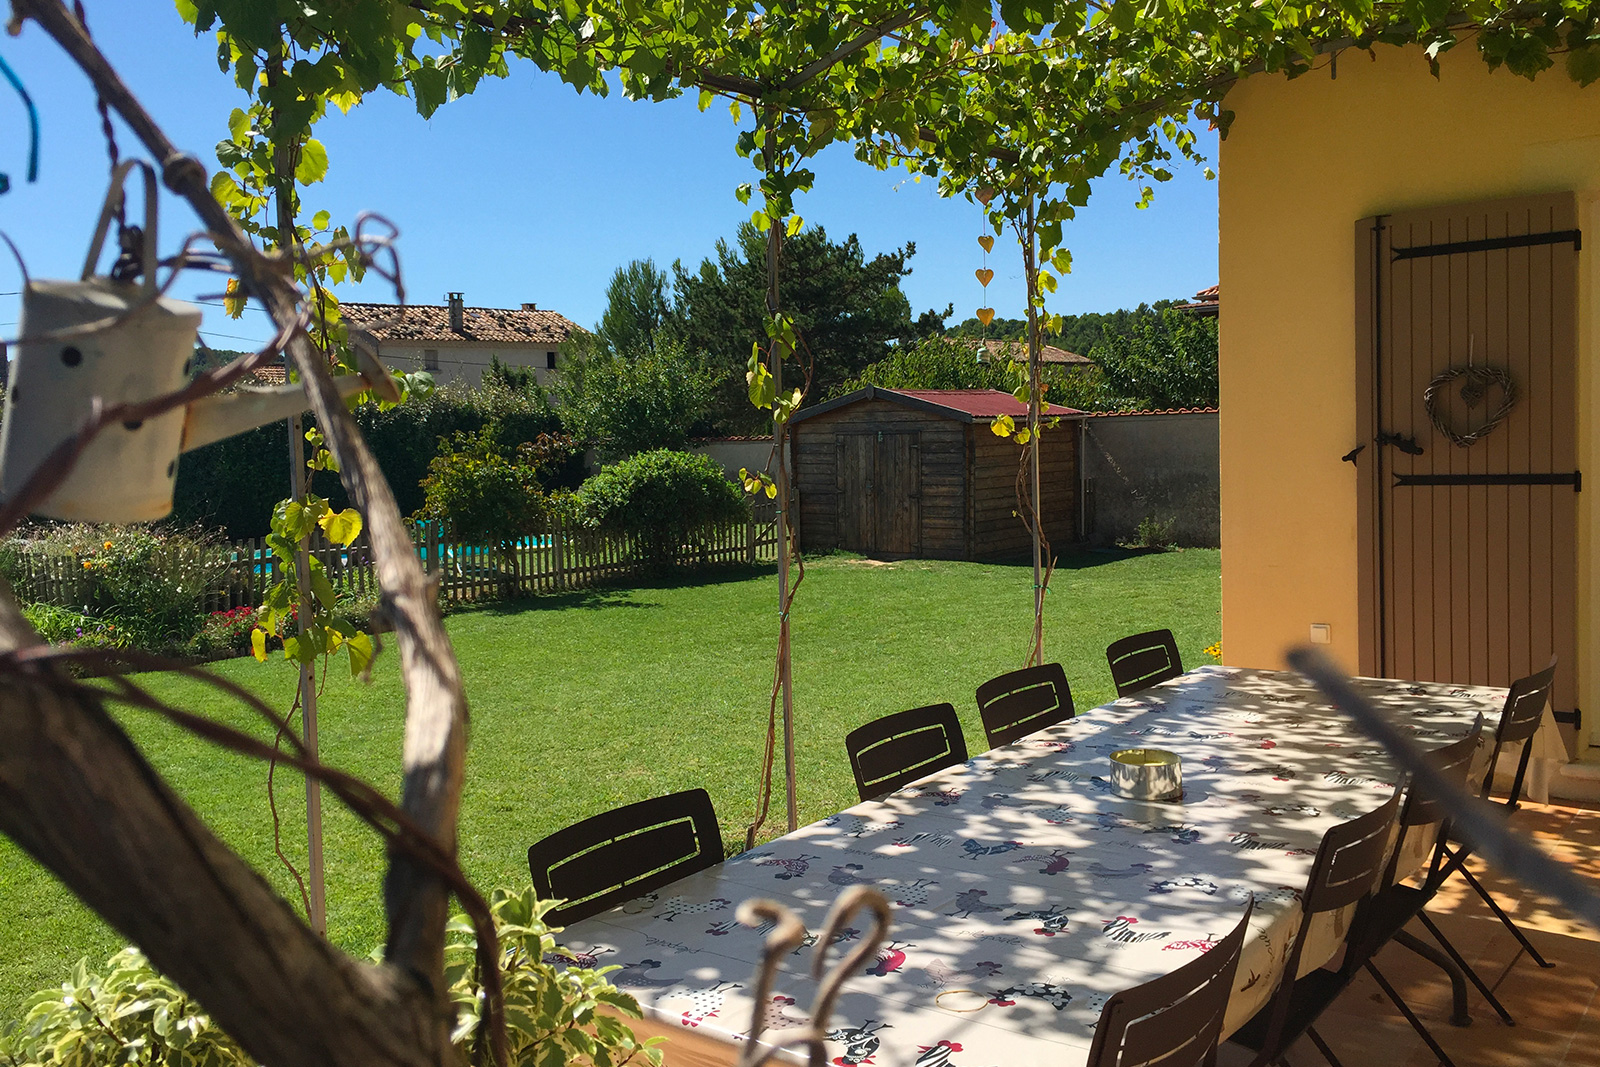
left=977, top=235, right=994, bottom=253
left=975, top=268, right=994, bottom=287
left=976, top=307, right=995, bottom=326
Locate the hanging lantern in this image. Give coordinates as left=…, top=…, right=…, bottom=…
left=0, top=161, right=386, bottom=524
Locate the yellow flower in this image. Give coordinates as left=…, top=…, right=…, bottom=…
left=103, top=541, right=114, bottom=551
left=81, top=561, right=92, bottom=569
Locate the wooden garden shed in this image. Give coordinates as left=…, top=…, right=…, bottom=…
left=790, top=387, right=1084, bottom=560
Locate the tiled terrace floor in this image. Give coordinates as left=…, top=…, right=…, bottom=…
left=1221, top=800, right=1600, bottom=1066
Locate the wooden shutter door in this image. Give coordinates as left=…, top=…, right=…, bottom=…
left=874, top=431, right=922, bottom=557
left=1357, top=192, right=1579, bottom=720
left=837, top=434, right=875, bottom=553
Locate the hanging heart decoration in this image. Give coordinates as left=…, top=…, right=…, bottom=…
left=976, top=307, right=995, bottom=325
left=975, top=268, right=994, bottom=287
left=1423, top=364, right=1517, bottom=447
left=975, top=186, right=995, bottom=206
left=977, top=235, right=994, bottom=253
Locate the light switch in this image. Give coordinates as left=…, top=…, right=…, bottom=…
left=1309, top=623, right=1332, bottom=645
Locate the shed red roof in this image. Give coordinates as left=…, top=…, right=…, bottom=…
left=887, top=389, right=1082, bottom=418
left=790, top=385, right=1085, bottom=425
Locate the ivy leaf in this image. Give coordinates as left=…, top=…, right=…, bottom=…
left=295, top=139, right=329, bottom=184
left=1568, top=46, right=1600, bottom=87
left=222, top=277, right=247, bottom=319
left=346, top=632, right=375, bottom=680
left=773, top=387, right=803, bottom=424
left=746, top=349, right=776, bottom=410
left=309, top=567, right=338, bottom=612
left=319, top=507, right=363, bottom=547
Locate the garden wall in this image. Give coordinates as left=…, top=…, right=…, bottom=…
left=1079, top=410, right=1220, bottom=547
left=690, top=437, right=775, bottom=481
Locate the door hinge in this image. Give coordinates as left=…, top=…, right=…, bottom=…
left=1553, top=706, right=1582, bottom=730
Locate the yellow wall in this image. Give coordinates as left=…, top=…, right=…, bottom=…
left=1219, top=43, right=1600, bottom=749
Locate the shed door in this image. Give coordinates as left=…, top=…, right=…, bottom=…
left=836, top=430, right=921, bottom=556
left=875, top=431, right=921, bottom=557
left=1357, top=193, right=1578, bottom=723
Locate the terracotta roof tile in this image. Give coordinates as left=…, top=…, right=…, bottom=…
left=341, top=301, right=581, bottom=345
left=974, top=338, right=1093, bottom=365
left=1086, top=406, right=1218, bottom=417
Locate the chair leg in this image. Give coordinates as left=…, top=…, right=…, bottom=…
left=1457, top=865, right=1555, bottom=969
left=1417, top=911, right=1516, bottom=1026
left=1366, top=961, right=1457, bottom=1067
left=1394, top=929, right=1472, bottom=1026
left=1305, top=1027, right=1343, bottom=1067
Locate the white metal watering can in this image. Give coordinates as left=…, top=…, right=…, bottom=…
left=0, top=161, right=390, bottom=523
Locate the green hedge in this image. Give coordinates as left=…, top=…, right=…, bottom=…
left=171, top=382, right=578, bottom=539
left=574, top=450, right=748, bottom=572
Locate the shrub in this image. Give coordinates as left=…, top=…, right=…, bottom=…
left=554, top=338, right=717, bottom=460
left=418, top=428, right=571, bottom=547
left=447, top=888, right=662, bottom=1067
left=1124, top=515, right=1178, bottom=551
left=574, top=450, right=746, bottom=572
left=0, top=948, right=254, bottom=1067
left=188, top=605, right=259, bottom=657
left=0, top=889, right=660, bottom=1067
left=172, top=380, right=580, bottom=539
left=19, top=602, right=130, bottom=651
left=1088, top=309, right=1219, bottom=410
left=4, top=525, right=232, bottom=652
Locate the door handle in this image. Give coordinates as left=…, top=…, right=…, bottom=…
left=1375, top=431, right=1425, bottom=456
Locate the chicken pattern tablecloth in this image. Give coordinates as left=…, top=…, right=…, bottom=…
left=555, top=666, right=1504, bottom=1067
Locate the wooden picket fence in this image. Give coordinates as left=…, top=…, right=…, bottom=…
left=7, top=503, right=781, bottom=613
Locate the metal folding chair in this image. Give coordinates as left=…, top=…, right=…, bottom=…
left=975, top=662, right=1075, bottom=749
left=1227, top=792, right=1403, bottom=1067
left=1106, top=628, right=1184, bottom=697
left=1087, top=898, right=1254, bottom=1067
left=527, top=788, right=722, bottom=926
left=845, top=702, right=968, bottom=801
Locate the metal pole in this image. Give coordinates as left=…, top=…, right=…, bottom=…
left=764, top=113, right=799, bottom=832
left=767, top=214, right=799, bottom=834
left=286, top=413, right=326, bottom=935
left=1023, top=192, right=1045, bottom=666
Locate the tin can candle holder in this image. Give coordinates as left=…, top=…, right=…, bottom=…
left=1109, top=748, right=1183, bottom=801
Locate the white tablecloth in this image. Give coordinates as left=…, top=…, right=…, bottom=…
left=555, top=666, right=1504, bottom=1067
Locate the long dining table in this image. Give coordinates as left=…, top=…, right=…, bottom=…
left=555, top=666, right=1505, bottom=1067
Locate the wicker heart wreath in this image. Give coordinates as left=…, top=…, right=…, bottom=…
left=1423, top=364, right=1517, bottom=447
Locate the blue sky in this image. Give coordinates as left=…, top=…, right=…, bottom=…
left=0, top=3, right=1220, bottom=349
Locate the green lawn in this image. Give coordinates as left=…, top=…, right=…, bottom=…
left=0, top=549, right=1219, bottom=1016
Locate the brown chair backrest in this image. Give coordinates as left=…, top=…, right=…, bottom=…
left=845, top=703, right=968, bottom=801
left=1252, top=791, right=1401, bottom=1057
left=1484, top=658, right=1558, bottom=809
left=1106, top=629, right=1184, bottom=697
left=528, top=788, right=721, bottom=926
left=1387, top=718, right=1484, bottom=893
left=1086, top=897, right=1255, bottom=1067
left=975, top=663, right=1075, bottom=749
left=1401, top=720, right=1484, bottom=831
